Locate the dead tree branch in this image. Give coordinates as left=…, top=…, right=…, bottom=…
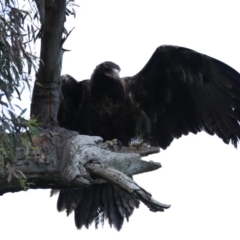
left=0, top=127, right=169, bottom=212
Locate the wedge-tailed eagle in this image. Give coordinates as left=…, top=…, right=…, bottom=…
left=57, top=45, right=240, bottom=230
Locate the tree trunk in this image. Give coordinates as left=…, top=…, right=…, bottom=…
left=31, top=0, right=66, bottom=124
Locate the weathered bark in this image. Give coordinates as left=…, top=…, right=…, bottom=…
left=0, top=127, right=170, bottom=211
left=31, top=0, right=66, bottom=124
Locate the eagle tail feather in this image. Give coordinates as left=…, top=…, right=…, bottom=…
left=57, top=184, right=139, bottom=231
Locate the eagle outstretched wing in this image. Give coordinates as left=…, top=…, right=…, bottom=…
left=129, top=45, right=240, bottom=149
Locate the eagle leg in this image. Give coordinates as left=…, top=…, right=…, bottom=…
left=129, top=141, right=146, bottom=149
left=106, top=139, right=122, bottom=151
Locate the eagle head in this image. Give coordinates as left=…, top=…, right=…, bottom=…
left=92, top=61, right=121, bottom=81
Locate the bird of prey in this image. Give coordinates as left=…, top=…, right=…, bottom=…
left=57, top=45, right=240, bottom=230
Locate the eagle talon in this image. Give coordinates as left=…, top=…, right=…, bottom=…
left=106, top=139, right=122, bottom=151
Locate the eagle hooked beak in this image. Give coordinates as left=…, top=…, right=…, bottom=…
left=105, top=68, right=120, bottom=79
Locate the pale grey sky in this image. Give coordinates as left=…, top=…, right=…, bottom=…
left=1, top=1, right=240, bottom=239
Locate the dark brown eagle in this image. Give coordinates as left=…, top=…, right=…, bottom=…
left=57, top=45, right=240, bottom=230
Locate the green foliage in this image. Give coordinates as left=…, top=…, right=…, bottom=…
left=0, top=0, right=39, bottom=166
left=0, top=0, right=78, bottom=168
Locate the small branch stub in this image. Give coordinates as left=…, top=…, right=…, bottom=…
left=85, top=160, right=170, bottom=212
